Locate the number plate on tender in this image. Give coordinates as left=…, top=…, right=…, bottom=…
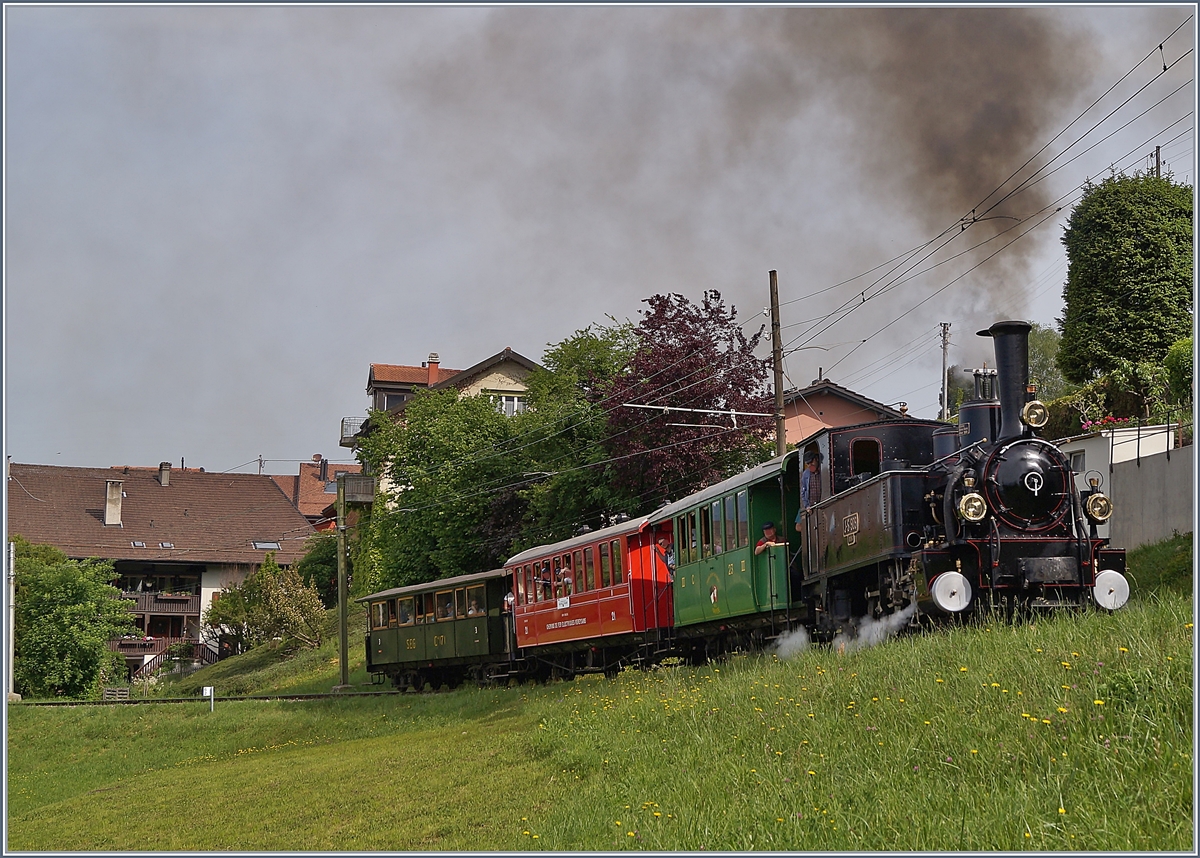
left=843, top=512, right=860, bottom=545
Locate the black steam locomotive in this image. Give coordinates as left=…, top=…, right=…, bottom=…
left=793, top=320, right=1128, bottom=639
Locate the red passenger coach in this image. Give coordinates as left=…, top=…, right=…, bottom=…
left=506, top=515, right=674, bottom=673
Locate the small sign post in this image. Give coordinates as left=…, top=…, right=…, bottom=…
left=202, top=686, right=214, bottom=712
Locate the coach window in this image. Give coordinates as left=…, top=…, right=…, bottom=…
left=851, top=438, right=882, bottom=478
left=387, top=599, right=398, bottom=627
left=397, top=597, right=414, bottom=626
left=436, top=590, right=455, bottom=621
left=371, top=602, right=387, bottom=630
left=583, top=546, right=595, bottom=591
left=699, top=506, right=712, bottom=559
left=599, top=542, right=611, bottom=587
left=571, top=550, right=583, bottom=593
left=687, top=511, right=698, bottom=563
left=710, top=500, right=724, bottom=555
left=455, top=588, right=467, bottom=618
left=466, top=585, right=486, bottom=616
left=611, top=540, right=623, bottom=581
left=736, top=490, right=749, bottom=548
left=723, top=495, right=737, bottom=551
left=676, top=515, right=689, bottom=565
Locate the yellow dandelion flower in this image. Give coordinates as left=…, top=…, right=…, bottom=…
left=808, top=770, right=816, bottom=775
left=1119, top=646, right=1128, bottom=652
left=1058, top=707, right=1068, bottom=713
left=627, top=831, right=636, bottom=837
left=1094, top=699, right=1105, bottom=705
left=1042, top=719, right=1051, bottom=724
left=936, top=678, right=945, bottom=683
left=971, top=749, right=978, bottom=754
left=959, top=666, right=968, bottom=672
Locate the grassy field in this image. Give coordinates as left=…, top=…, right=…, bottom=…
left=6, top=536, right=1194, bottom=851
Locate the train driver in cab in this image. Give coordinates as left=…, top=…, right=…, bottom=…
left=796, top=451, right=822, bottom=532
left=755, top=521, right=783, bottom=555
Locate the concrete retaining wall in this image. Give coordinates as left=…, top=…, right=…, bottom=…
left=1109, top=443, right=1194, bottom=549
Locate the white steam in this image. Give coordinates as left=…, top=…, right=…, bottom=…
left=832, top=602, right=919, bottom=655
left=773, top=626, right=811, bottom=660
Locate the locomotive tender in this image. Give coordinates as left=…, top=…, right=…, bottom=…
left=360, top=320, right=1128, bottom=688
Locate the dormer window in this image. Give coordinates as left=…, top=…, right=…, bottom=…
left=253, top=541, right=281, bottom=550
left=159, top=542, right=174, bottom=549
left=131, top=541, right=146, bottom=548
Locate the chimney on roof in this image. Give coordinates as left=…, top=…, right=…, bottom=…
left=427, top=352, right=440, bottom=386
left=158, top=461, right=171, bottom=486
left=319, top=458, right=328, bottom=481
left=104, top=480, right=123, bottom=526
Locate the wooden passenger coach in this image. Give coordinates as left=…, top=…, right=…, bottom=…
left=358, top=568, right=514, bottom=690
left=506, top=515, right=673, bottom=673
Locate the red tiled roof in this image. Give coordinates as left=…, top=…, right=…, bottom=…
left=370, top=364, right=461, bottom=385
left=7, top=463, right=315, bottom=565
left=293, top=461, right=362, bottom=520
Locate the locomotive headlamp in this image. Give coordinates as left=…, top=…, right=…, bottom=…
left=1084, top=492, right=1114, bottom=523
left=1020, top=400, right=1049, bottom=429
left=962, top=474, right=976, bottom=488
left=957, top=492, right=988, bottom=522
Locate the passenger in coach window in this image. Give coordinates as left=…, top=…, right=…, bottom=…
left=560, top=557, right=574, bottom=595
left=755, top=521, right=782, bottom=555
left=655, top=536, right=675, bottom=579
left=467, top=598, right=482, bottom=616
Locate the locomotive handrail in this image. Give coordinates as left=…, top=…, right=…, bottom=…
left=924, top=438, right=989, bottom=470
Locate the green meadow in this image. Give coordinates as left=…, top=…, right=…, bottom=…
left=7, top=534, right=1194, bottom=851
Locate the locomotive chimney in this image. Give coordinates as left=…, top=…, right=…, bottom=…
left=977, top=320, right=1031, bottom=442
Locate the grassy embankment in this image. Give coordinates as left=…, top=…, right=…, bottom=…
left=7, top=533, right=1193, bottom=851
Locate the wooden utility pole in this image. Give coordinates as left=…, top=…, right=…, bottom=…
left=940, top=322, right=952, bottom=421
left=335, top=474, right=349, bottom=690
left=769, top=271, right=786, bottom=457
left=1156, top=145, right=1161, bottom=178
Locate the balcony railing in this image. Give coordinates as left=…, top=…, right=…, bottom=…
left=121, top=593, right=200, bottom=615
left=340, top=416, right=366, bottom=447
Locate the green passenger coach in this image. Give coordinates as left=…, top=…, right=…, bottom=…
left=358, top=567, right=514, bottom=690
left=650, top=450, right=806, bottom=659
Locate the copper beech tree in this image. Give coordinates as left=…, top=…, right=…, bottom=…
left=601, top=290, right=774, bottom=515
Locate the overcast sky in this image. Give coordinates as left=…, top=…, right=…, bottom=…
left=4, top=5, right=1194, bottom=475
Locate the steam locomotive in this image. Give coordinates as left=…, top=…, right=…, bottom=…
left=360, top=320, right=1128, bottom=688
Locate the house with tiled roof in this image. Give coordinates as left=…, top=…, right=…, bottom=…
left=7, top=461, right=315, bottom=675
left=783, top=377, right=910, bottom=445
left=271, top=454, right=362, bottom=530
left=340, top=347, right=542, bottom=447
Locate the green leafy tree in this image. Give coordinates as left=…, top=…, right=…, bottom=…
left=358, top=389, right=524, bottom=589
left=202, top=553, right=325, bottom=651
left=1164, top=337, right=1193, bottom=406
left=1028, top=322, right=1077, bottom=402
left=1057, top=173, right=1193, bottom=383
left=514, top=320, right=638, bottom=546
left=10, top=536, right=136, bottom=699
left=295, top=532, right=346, bottom=608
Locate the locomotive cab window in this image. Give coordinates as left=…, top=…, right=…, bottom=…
left=851, top=438, right=882, bottom=479
left=466, top=585, right=486, bottom=616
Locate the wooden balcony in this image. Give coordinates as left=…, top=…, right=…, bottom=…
left=121, top=592, right=200, bottom=615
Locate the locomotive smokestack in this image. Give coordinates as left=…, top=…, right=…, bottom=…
left=977, top=320, right=1031, bottom=442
